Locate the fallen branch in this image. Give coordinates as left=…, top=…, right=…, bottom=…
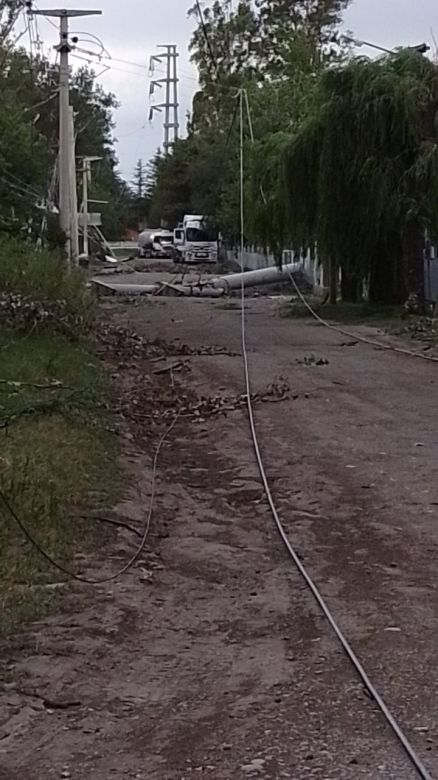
left=0, top=378, right=63, bottom=390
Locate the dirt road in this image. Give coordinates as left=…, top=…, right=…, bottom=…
left=1, top=294, right=438, bottom=779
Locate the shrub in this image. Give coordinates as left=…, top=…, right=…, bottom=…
left=0, top=238, right=93, bottom=333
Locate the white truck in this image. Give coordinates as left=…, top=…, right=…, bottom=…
left=173, top=215, right=218, bottom=264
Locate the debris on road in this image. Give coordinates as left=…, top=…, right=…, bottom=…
left=296, top=353, right=330, bottom=366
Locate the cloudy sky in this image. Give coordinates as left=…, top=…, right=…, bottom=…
left=29, top=0, right=437, bottom=183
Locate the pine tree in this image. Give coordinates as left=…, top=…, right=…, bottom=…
left=132, top=159, right=147, bottom=200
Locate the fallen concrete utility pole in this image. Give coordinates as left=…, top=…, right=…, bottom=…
left=91, top=279, right=225, bottom=297
left=211, top=262, right=304, bottom=291
left=91, top=262, right=309, bottom=298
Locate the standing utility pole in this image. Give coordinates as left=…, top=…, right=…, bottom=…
left=68, top=106, right=79, bottom=263
left=149, top=45, right=179, bottom=154
left=80, top=156, right=101, bottom=257
left=33, top=8, right=101, bottom=263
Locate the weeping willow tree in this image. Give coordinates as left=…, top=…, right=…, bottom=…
left=283, top=50, right=438, bottom=303
left=246, top=132, right=290, bottom=260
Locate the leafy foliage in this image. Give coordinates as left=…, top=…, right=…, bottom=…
left=283, top=51, right=438, bottom=302
left=0, top=237, right=92, bottom=331
left=0, top=0, right=23, bottom=48
left=0, top=46, right=134, bottom=242
left=148, top=0, right=350, bottom=236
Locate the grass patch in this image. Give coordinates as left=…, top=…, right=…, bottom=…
left=280, top=299, right=401, bottom=326
left=0, top=239, right=93, bottom=332
left=0, top=329, right=119, bottom=630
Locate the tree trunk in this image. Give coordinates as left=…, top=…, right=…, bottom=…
left=341, top=268, right=362, bottom=303
left=368, top=237, right=407, bottom=305
left=402, top=222, right=424, bottom=307
left=329, top=256, right=337, bottom=305
left=369, top=244, right=396, bottom=304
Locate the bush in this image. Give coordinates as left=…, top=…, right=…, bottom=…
left=0, top=238, right=93, bottom=332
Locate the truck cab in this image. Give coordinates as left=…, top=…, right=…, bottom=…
left=173, top=215, right=218, bottom=264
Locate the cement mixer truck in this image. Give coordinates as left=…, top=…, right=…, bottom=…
left=138, top=229, right=174, bottom=259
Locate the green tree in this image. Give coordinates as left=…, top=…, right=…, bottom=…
left=0, top=49, right=51, bottom=234
left=0, top=47, right=133, bottom=242
left=0, top=0, right=23, bottom=47
left=147, top=0, right=351, bottom=244
left=283, top=51, right=438, bottom=303
left=255, top=0, right=351, bottom=74
left=132, top=159, right=146, bottom=199
left=148, top=140, right=193, bottom=227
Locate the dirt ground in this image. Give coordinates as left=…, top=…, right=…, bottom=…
left=1, top=289, right=438, bottom=780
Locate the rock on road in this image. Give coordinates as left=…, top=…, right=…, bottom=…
left=1, top=293, right=438, bottom=780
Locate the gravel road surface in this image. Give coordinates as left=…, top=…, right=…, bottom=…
left=1, top=293, right=437, bottom=780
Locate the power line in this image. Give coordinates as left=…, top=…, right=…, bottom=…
left=69, top=43, right=199, bottom=86
left=238, top=88, right=433, bottom=780
left=0, top=164, right=44, bottom=199
left=0, top=178, right=40, bottom=201
left=31, top=3, right=58, bottom=30
left=0, top=413, right=180, bottom=585
left=116, top=123, right=147, bottom=139
left=70, top=31, right=109, bottom=57
left=71, top=52, right=146, bottom=78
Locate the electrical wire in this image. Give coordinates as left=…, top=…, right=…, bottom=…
left=0, top=162, right=43, bottom=198
left=73, top=45, right=198, bottom=84
left=71, top=52, right=146, bottom=79
left=238, top=89, right=433, bottom=780
left=243, top=89, right=267, bottom=205
left=70, top=32, right=110, bottom=58
left=0, top=173, right=43, bottom=201
left=286, top=269, right=438, bottom=365
left=31, top=4, right=58, bottom=30
left=73, top=47, right=153, bottom=74
left=0, top=413, right=180, bottom=585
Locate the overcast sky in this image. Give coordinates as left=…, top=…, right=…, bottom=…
left=30, top=0, right=437, bottom=184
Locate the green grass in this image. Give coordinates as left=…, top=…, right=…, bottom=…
left=0, top=238, right=93, bottom=330
left=280, top=299, right=401, bottom=326
left=0, top=329, right=119, bottom=630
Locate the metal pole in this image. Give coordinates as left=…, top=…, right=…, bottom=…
left=164, top=46, right=170, bottom=154
left=172, top=45, right=179, bottom=143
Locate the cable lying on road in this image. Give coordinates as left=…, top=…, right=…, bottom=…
left=237, top=90, right=433, bottom=779
left=241, top=279, right=433, bottom=780
left=287, top=269, right=438, bottom=364
left=0, top=413, right=179, bottom=585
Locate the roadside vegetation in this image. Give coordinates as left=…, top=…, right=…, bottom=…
left=0, top=241, right=118, bottom=629
left=280, top=300, right=401, bottom=325
left=144, top=1, right=438, bottom=312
